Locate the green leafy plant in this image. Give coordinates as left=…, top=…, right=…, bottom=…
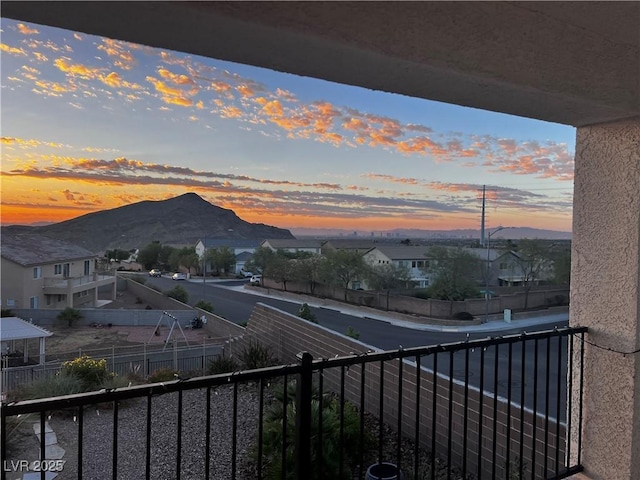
left=1, top=309, right=14, bottom=317
left=297, top=303, right=317, bottom=323
left=148, top=367, right=178, bottom=383
left=207, top=355, right=238, bottom=374
left=345, top=326, right=360, bottom=340
left=240, top=340, right=276, bottom=370
left=195, top=300, right=214, bottom=313
left=56, top=307, right=83, bottom=327
left=61, top=355, right=112, bottom=391
left=257, top=381, right=368, bottom=479
left=16, top=373, right=84, bottom=400
left=165, top=285, right=189, bottom=303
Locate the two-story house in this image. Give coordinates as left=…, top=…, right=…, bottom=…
left=260, top=239, right=323, bottom=255
left=195, top=238, right=261, bottom=275
left=1, top=234, right=116, bottom=309
left=362, top=245, right=432, bottom=288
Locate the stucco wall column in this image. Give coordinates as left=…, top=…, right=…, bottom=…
left=570, top=118, right=640, bottom=479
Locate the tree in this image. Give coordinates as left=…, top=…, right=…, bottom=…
left=206, top=247, right=236, bottom=275
left=551, top=247, right=571, bottom=285
left=244, top=247, right=277, bottom=277
left=426, top=246, right=481, bottom=302
left=511, top=239, right=554, bottom=309
left=137, top=241, right=162, bottom=270
left=56, top=307, right=83, bottom=327
left=290, top=254, right=326, bottom=295
left=364, top=262, right=413, bottom=310
left=105, top=249, right=130, bottom=262
left=266, top=255, right=295, bottom=291
left=169, top=246, right=200, bottom=273
left=324, top=250, right=367, bottom=301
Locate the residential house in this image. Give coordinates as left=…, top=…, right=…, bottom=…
left=321, top=239, right=376, bottom=255
left=195, top=238, right=261, bottom=275
left=363, top=245, right=432, bottom=288
left=492, top=250, right=554, bottom=287
left=260, top=239, right=323, bottom=255
left=1, top=234, right=116, bottom=309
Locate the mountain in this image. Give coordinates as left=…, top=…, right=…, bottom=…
left=291, top=227, right=572, bottom=240
left=2, top=193, right=294, bottom=253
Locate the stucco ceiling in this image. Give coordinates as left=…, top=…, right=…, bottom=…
left=2, top=1, right=638, bottom=127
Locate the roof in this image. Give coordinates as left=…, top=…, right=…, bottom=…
left=199, top=238, right=261, bottom=249
left=366, top=245, right=431, bottom=261
left=262, top=239, right=323, bottom=249
left=0, top=317, right=53, bottom=341
left=1, top=233, right=97, bottom=267
left=235, top=251, right=253, bottom=261
left=322, top=239, right=377, bottom=250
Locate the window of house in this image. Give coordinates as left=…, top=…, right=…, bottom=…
left=33, top=267, right=42, bottom=279
left=46, top=295, right=52, bottom=306
left=63, top=263, right=70, bottom=277
left=57, top=294, right=64, bottom=302
left=54, top=264, right=62, bottom=275
left=6, top=299, right=15, bottom=307
left=30, top=296, right=39, bottom=308
left=499, top=262, right=509, bottom=269
left=84, top=260, right=90, bottom=276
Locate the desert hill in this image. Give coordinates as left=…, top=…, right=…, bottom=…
left=2, top=193, right=294, bottom=253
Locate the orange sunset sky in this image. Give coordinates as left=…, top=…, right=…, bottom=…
left=1, top=19, right=576, bottom=234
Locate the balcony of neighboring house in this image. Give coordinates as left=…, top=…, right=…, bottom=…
left=42, top=273, right=117, bottom=308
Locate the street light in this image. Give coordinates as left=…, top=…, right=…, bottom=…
left=484, top=226, right=509, bottom=323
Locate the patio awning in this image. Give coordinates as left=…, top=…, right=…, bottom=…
left=0, top=317, right=53, bottom=341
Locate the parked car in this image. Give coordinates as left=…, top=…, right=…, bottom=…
left=172, top=272, right=187, bottom=281
left=149, top=269, right=162, bottom=277
left=249, top=274, right=262, bottom=285
left=241, top=270, right=253, bottom=278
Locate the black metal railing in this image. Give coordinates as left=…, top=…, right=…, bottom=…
left=1, top=326, right=587, bottom=480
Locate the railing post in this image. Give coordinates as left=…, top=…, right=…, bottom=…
left=295, top=351, right=313, bottom=479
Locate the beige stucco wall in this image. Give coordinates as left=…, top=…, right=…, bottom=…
left=570, top=118, right=640, bottom=479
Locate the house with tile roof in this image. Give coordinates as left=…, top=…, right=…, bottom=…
left=1, top=233, right=117, bottom=309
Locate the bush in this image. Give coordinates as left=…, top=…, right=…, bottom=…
left=240, top=340, right=276, bottom=370
left=207, top=355, right=238, bottom=375
left=165, top=285, right=189, bottom=303
left=452, top=311, right=474, bottom=321
left=195, top=300, right=214, bottom=313
left=1, top=309, right=14, bottom=317
left=56, top=307, right=83, bottom=327
left=297, top=303, right=317, bottom=323
left=148, top=367, right=178, bottom=383
left=19, top=373, right=84, bottom=400
left=61, top=355, right=112, bottom=391
left=257, top=381, right=368, bottom=479
left=345, top=326, right=360, bottom=340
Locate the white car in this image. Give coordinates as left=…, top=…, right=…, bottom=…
left=249, top=274, right=262, bottom=285
left=172, top=272, right=187, bottom=281
left=241, top=270, right=253, bottom=278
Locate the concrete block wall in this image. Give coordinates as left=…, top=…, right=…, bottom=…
left=245, top=302, right=566, bottom=479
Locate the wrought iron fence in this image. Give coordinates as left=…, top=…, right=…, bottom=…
left=1, top=326, right=586, bottom=480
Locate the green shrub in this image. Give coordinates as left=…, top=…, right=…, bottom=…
left=297, top=303, right=317, bottom=323
left=148, top=367, right=178, bottom=383
left=240, top=340, right=276, bottom=370
left=165, top=285, right=189, bottom=303
left=207, top=355, right=238, bottom=374
left=1, top=309, right=14, bottom=317
left=21, top=373, right=84, bottom=400
left=56, top=307, right=83, bottom=327
left=61, top=355, right=111, bottom=391
left=100, top=374, right=134, bottom=390
left=195, top=300, right=214, bottom=313
left=257, top=381, right=368, bottom=479
left=345, top=326, right=360, bottom=340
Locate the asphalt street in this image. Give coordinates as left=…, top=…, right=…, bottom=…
left=146, top=276, right=572, bottom=419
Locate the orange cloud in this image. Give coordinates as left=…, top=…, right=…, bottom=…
left=54, top=58, right=102, bottom=78
left=97, top=38, right=137, bottom=70
left=0, top=43, right=27, bottom=56
left=17, top=23, right=39, bottom=35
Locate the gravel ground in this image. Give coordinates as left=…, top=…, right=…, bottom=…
left=8, top=383, right=466, bottom=480
left=48, top=384, right=265, bottom=480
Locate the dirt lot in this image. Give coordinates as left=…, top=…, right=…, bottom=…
left=23, top=289, right=213, bottom=360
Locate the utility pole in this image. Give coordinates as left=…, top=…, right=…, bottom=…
left=480, top=185, right=486, bottom=247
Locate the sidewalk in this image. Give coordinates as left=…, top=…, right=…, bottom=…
left=214, top=283, right=569, bottom=333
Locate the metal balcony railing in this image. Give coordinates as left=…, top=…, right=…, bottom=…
left=0, top=326, right=587, bottom=480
